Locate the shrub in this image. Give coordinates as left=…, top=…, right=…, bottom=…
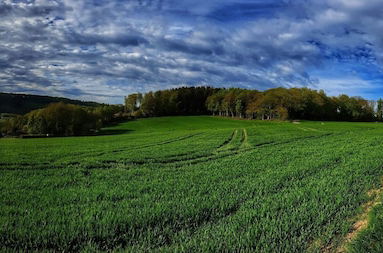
left=24, top=102, right=100, bottom=136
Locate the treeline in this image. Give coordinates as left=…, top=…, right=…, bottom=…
left=125, top=87, right=215, bottom=117
left=1, top=102, right=124, bottom=136
left=126, top=87, right=382, bottom=121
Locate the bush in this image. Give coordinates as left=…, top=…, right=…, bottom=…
left=25, top=103, right=101, bottom=136
left=1, top=115, right=26, bottom=136
left=1, top=103, right=103, bottom=136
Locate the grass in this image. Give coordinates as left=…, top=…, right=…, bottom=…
left=1, top=116, right=383, bottom=252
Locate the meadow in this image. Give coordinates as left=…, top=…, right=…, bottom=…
left=1, top=116, right=383, bottom=252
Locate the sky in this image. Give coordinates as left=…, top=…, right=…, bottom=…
left=1, top=0, right=383, bottom=104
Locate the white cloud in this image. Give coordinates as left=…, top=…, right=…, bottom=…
left=311, top=77, right=376, bottom=98
left=1, top=0, right=383, bottom=103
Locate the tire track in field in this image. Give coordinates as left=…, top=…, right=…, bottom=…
left=215, top=129, right=237, bottom=150
left=153, top=129, right=245, bottom=166
left=58, top=132, right=205, bottom=166
left=73, top=131, right=335, bottom=170
left=81, top=132, right=335, bottom=170
left=240, top=128, right=251, bottom=148
left=164, top=129, right=248, bottom=166
left=9, top=133, right=206, bottom=169
left=0, top=133, right=328, bottom=171
left=296, top=126, right=323, bottom=132
left=119, top=129, right=239, bottom=164
left=0, top=133, right=205, bottom=170
left=153, top=129, right=239, bottom=162
left=108, top=131, right=331, bottom=168
left=98, top=132, right=204, bottom=155
left=215, top=129, right=239, bottom=152
left=154, top=132, right=335, bottom=168
left=0, top=132, right=335, bottom=171
left=0, top=131, right=230, bottom=171
left=127, top=129, right=241, bottom=165
left=82, top=129, right=244, bottom=169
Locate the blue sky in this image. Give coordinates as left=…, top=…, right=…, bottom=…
left=1, top=0, right=383, bottom=103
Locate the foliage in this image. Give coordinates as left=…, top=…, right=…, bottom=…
left=24, top=103, right=100, bottom=136
left=377, top=99, right=383, bottom=122
left=92, top=104, right=125, bottom=124
left=125, top=93, right=143, bottom=114
left=0, top=115, right=26, bottom=136
left=1, top=103, right=125, bottom=136
left=1, top=116, right=383, bottom=251
left=138, top=86, right=216, bottom=117
left=127, top=86, right=378, bottom=121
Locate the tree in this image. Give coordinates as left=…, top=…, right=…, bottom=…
left=125, top=93, right=142, bottom=115
left=235, top=99, right=243, bottom=118
left=377, top=99, right=383, bottom=121
left=124, top=86, right=376, bottom=122
left=206, top=94, right=221, bottom=116
left=1, top=115, right=26, bottom=135
left=93, top=105, right=123, bottom=124
left=20, top=103, right=101, bottom=136
left=141, top=92, right=156, bottom=117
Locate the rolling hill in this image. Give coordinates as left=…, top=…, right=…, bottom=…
left=0, top=92, right=103, bottom=115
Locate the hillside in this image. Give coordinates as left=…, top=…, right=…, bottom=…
left=0, top=92, right=103, bottom=114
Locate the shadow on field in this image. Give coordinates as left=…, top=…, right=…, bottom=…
left=96, top=129, right=133, bottom=136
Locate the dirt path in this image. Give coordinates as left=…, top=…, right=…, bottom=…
left=318, top=178, right=383, bottom=253
left=335, top=180, right=383, bottom=252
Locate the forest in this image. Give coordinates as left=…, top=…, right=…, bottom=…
left=126, top=86, right=383, bottom=121
left=1, top=102, right=124, bottom=136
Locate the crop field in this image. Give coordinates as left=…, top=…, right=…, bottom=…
left=1, top=116, right=383, bottom=252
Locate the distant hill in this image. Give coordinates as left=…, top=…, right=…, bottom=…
left=0, top=92, right=103, bottom=115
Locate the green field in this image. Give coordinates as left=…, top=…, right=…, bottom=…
left=1, top=116, right=383, bottom=252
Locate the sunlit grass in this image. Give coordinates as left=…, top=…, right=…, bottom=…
left=1, top=116, right=383, bottom=251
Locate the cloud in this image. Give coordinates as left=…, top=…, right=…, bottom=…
left=312, top=77, right=376, bottom=99
left=1, top=0, right=383, bottom=103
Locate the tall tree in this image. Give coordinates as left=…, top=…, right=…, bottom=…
left=126, top=86, right=376, bottom=122
left=377, top=99, right=383, bottom=121
left=125, top=93, right=142, bottom=114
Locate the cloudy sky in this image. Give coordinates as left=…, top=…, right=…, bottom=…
left=1, top=0, right=383, bottom=103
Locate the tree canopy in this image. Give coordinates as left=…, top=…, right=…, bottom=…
left=1, top=102, right=125, bottom=137
left=126, top=86, right=378, bottom=122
